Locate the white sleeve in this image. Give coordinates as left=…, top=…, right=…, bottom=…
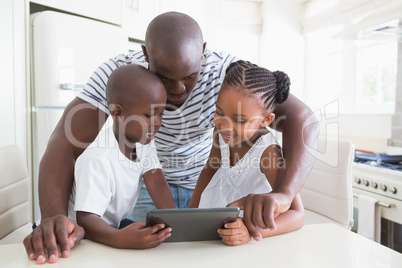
left=140, top=140, right=162, bottom=174
left=73, top=156, right=114, bottom=217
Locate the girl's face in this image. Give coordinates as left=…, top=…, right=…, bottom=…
left=214, top=85, right=275, bottom=147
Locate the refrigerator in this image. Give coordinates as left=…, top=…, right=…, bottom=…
left=30, top=11, right=128, bottom=221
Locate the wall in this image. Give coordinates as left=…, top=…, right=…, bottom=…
left=0, top=1, right=15, bottom=147
left=260, top=0, right=305, bottom=99
left=0, top=0, right=29, bottom=158
left=324, top=113, right=392, bottom=153
left=391, top=42, right=402, bottom=147
left=0, top=0, right=32, bottom=220
left=299, top=0, right=402, bottom=153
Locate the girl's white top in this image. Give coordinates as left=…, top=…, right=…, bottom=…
left=199, top=132, right=280, bottom=208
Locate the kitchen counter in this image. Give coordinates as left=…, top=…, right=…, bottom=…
left=1, top=223, right=401, bottom=267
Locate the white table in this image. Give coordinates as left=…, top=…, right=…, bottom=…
left=1, top=224, right=401, bottom=267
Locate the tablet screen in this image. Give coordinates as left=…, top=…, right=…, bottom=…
left=145, top=207, right=240, bottom=242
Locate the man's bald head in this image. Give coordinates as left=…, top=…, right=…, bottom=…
left=144, top=11, right=204, bottom=60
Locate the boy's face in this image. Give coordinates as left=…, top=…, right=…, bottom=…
left=145, top=46, right=203, bottom=110
left=214, top=85, right=274, bottom=147
left=118, top=82, right=167, bottom=145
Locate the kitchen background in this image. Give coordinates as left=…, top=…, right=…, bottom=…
left=1, top=0, right=401, bottom=251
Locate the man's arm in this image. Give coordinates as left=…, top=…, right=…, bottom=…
left=271, top=93, right=319, bottom=200
left=39, top=98, right=108, bottom=218
left=228, top=93, right=319, bottom=238
left=23, top=97, right=108, bottom=264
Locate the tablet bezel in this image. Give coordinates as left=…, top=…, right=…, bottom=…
left=145, top=207, right=240, bottom=242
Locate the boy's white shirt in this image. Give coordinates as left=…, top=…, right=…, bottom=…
left=68, top=126, right=161, bottom=228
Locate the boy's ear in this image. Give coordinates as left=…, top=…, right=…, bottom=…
left=142, top=45, right=149, bottom=62
left=201, top=42, right=207, bottom=59
left=261, top=113, right=275, bottom=127
left=109, top=104, right=124, bottom=122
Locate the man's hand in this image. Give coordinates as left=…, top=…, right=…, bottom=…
left=23, top=215, right=85, bottom=264
left=227, top=192, right=291, bottom=240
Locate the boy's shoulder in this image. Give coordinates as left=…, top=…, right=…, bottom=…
left=76, top=144, right=116, bottom=170
left=76, top=127, right=118, bottom=166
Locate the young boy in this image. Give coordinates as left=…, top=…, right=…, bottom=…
left=68, top=64, right=175, bottom=249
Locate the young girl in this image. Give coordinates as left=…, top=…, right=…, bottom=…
left=189, top=60, right=304, bottom=246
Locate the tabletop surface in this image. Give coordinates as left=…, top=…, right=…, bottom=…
left=1, top=223, right=402, bottom=267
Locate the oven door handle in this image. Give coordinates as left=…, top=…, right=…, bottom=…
left=353, top=194, right=394, bottom=208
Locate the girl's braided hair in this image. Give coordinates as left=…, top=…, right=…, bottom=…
left=223, top=60, right=290, bottom=111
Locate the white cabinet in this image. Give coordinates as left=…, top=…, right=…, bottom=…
left=158, top=0, right=208, bottom=40
left=203, top=0, right=262, bottom=63
left=122, top=0, right=262, bottom=64
left=122, top=0, right=160, bottom=40
left=121, top=0, right=207, bottom=41
left=30, top=0, right=123, bottom=25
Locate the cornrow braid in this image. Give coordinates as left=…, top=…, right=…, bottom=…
left=223, top=60, right=290, bottom=111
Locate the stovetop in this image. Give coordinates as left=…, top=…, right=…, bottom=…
left=354, top=153, right=402, bottom=172
left=354, top=161, right=402, bottom=171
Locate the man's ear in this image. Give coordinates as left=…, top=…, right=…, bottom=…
left=142, top=44, right=149, bottom=62
left=109, top=104, right=124, bottom=122
left=261, top=113, right=275, bottom=127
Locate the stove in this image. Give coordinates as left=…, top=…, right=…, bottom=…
left=353, top=162, right=402, bottom=203
left=352, top=156, right=402, bottom=252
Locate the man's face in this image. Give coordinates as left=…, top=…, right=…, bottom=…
left=146, top=47, right=202, bottom=110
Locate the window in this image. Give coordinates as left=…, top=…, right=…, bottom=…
left=304, top=26, right=397, bottom=114
left=355, top=40, right=397, bottom=110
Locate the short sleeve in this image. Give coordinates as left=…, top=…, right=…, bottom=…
left=138, top=140, right=162, bottom=174
left=73, top=156, right=114, bottom=217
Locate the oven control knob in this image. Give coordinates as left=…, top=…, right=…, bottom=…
left=372, top=182, right=378, bottom=189
left=355, top=177, right=361, bottom=184
left=363, top=180, right=369, bottom=187
left=381, top=184, right=387, bottom=192
left=389, top=187, right=397, bottom=194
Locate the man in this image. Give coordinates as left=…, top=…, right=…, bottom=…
left=24, top=12, right=318, bottom=264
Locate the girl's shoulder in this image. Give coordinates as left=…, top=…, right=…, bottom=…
left=259, top=132, right=283, bottom=171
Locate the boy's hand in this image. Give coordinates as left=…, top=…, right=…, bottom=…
left=117, top=222, right=172, bottom=249
left=217, top=218, right=251, bottom=246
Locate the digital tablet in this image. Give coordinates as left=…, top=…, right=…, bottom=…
left=145, top=207, right=240, bottom=242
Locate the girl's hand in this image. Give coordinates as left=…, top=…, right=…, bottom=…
left=218, top=218, right=251, bottom=246
left=116, top=222, right=172, bottom=249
